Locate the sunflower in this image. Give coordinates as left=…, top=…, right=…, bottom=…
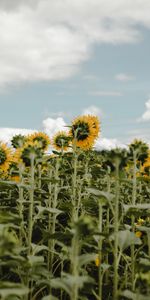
left=0, top=142, right=12, bottom=173
left=19, top=141, right=44, bottom=166
left=135, top=231, right=142, bottom=238
left=11, top=134, right=27, bottom=149
left=27, top=132, right=50, bottom=151
left=89, top=115, right=100, bottom=138
left=53, top=131, right=71, bottom=151
left=10, top=175, right=21, bottom=183
left=141, top=151, right=150, bottom=176
left=70, top=115, right=100, bottom=150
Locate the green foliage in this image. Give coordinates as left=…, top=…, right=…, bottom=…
left=0, top=145, right=150, bottom=300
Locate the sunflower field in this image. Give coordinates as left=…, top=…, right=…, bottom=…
left=0, top=115, right=150, bottom=300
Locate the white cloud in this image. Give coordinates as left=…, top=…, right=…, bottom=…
left=0, top=0, right=150, bottom=86
left=82, top=105, right=103, bottom=117
left=89, top=91, right=122, bottom=97
left=139, top=99, right=150, bottom=122
left=42, top=117, right=68, bottom=136
left=126, top=128, right=150, bottom=146
left=0, top=127, right=36, bottom=144
left=95, top=137, right=127, bottom=151
left=0, top=117, right=68, bottom=146
left=115, top=73, right=135, bottom=82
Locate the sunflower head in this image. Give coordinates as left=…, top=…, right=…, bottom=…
left=27, top=132, right=50, bottom=151
left=53, top=131, right=71, bottom=151
left=10, top=175, right=21, bottom=183
left=141, top=155, right=150, bottom=176
left=70, top=115, right=100, bottom=150
left=0, top=142, right=12, bottom=173
left=128, top=139, right=149, bottom=163
left=89, top=115, right=100, bottom=138
left=19, top=141, right=44, bottom=166
left=11, top=134, right=27, bottom=149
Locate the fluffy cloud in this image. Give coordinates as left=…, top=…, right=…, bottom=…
left=42, top=117, right=68, bottom=136
left=0, top=117, right=68, bottom=146
left=140, top=99, right=150, bottom=122
left=82, top=105, right=103, bottom=117
left=1, top=0, right=150, bottom=86
left=115, top=73, right=135, bottom=82
left=95, top=137, right=127, bottom=151
left=0, top=127, right=36, bottom=144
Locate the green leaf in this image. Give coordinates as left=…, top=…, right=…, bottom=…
left=78, top=253, right=97, bottom=267
left=0, top=282, right=28, bottom=299
left=27, top=255, right=44, bottom=266
left=51, top=274, right=94, bottom=297
left=31, top=243, right=49, bottom=255
left=86, top=188, right=114, bottom=200
left=110, top=230, right=142, bottom=251
left=42, top=296, right=58, bottom=300
left=120, top=290, right=150, bottom=300
left=36, top=206, right=63, bottom=216
left=100, top=263, right=111, bottom=272
left=86, top=188, right=114, bottom=212
left=123, top=204, right=150, bottom=214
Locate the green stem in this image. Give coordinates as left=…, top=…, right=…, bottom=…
left=147, top=232, right=150, bottom=258
left=98, top=202, right=103, bottom=300
left=76, top=177, right=82, bottom=220
left=113, top=161, right=120, bottom=300
left=27, top=157, right=35, bottom=256
left=47, top=168, right=53, bottom=272
left=50, top=159, right=59, bottom=273
left=105, top=171, right=111, bottom=284
left=26, top=157, right=35, bottom=300
left=38, top=164, right=42, bottom=190
left=18, top=166, right=24, bottom=243
left=71, top=231, right=79, bottom=300
left=131, top=151, right=137, bottom=291
left=72, top=141, right=78, bottom=222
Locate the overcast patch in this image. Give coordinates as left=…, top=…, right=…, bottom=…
left=0, top=1, right=150, bottom=87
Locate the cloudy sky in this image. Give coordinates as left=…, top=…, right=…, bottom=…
left=0, top=0, right=150, bottom=149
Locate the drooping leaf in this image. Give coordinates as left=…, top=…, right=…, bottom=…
left=120, top=289, right=150, bottom=300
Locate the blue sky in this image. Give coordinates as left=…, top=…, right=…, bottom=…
left=0, top=0, right=149, bottom=148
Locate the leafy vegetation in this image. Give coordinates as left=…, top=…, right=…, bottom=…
left=0, top=116, right=150, bottom=300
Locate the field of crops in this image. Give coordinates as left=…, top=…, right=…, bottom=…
left=0, top=115, right=150, bottom=300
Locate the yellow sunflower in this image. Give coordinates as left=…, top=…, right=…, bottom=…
left=0, top=142, right=12, bottom=173
left=19, top=140, right=44, bottom=166
left=27, top=132, right=50, bottom=151
left=53, top=131, right=71, bottom=151
left=89, top=115, right=100, bottom=138
left=70, top=115, right=100, bottom=150
left=11, top=149, right=24, bottom=165
left=11, top=134, right=27, bottom=149
left=10, top=175, right=21, bottom=183
left=141, top=152, right=150, bottom=176
left=135, top=231, right=142, bottom=238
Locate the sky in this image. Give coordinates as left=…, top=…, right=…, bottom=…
left=0, top=0, right=150, bottom=149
